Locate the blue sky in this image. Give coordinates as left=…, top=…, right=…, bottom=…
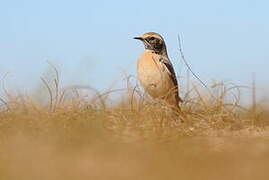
left=0, top=0, right=268, bottom=98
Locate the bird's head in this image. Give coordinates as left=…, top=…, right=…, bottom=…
left=134, top=32, right=167, bottom=56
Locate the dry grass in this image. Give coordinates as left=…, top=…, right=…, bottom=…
left=0, top=72, right=269, bottom=180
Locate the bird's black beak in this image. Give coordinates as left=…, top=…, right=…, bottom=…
left=133, top=37, right=144, bottom=41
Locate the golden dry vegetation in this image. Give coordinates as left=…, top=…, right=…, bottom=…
left=0, top=72, right=269, bottom=180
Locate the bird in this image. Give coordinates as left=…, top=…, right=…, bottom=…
left=134, top=32, right=182, bottom=112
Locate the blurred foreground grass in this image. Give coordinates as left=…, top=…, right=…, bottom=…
left=0, top=76, right=269, bottom=180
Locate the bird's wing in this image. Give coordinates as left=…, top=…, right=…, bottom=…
left=159, top=57, right=183, bottom=102
left=159, top=57, right=178, bottom=86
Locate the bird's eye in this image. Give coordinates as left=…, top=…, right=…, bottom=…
left=149, top=37, right=155, bottom=41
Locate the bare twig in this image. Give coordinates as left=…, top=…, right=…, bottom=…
left=252, top=72, right=257, bottom=125
left=0, top=96, right=8, bottom=110
left=177, top=35, right=229, bottom=105
left=1, top=72, right=11, bottom=111
left=41, top=77, right=53, bottom=111
left=177, top=35, right=211, bottom=92
left=46, top=61, right=60, bottom=111
left=252, top=73, right=257, bottom=112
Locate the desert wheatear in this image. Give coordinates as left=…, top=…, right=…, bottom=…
left=134, top=32, right=182, bottom=111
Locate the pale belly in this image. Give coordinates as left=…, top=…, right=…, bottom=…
left=137, top=53, right=174, bottom=98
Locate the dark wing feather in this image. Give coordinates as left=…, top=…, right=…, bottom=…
left=159, top=57, right=183, bottom=102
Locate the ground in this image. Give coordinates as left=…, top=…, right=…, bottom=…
left=0, top=81, right=269, bottom=180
